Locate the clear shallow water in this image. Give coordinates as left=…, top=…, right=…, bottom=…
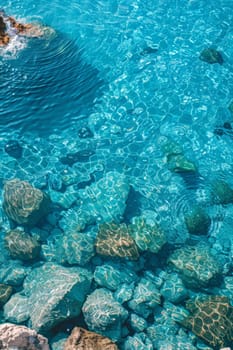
left=0, top=0, right=233, bottom=348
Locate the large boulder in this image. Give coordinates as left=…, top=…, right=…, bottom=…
left=4, top=263, right=92, bottom=333
left=3, top=179, right=51, bottom=227
left=0, top=323, right=49, bottom=350
left=64, top=327, right=119, bottom=350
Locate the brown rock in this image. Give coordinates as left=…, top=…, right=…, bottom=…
left=3, top=178, right=51, bottom=227
left=64, top=327, right=119, bottom=350
left=5, top=229, right=41, bottom=261
left=0, top=323, right=50, bottom=350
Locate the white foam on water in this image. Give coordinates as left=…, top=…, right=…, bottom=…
left=0, top=34, right=27, bottom=59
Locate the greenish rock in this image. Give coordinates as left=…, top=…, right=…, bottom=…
left=199, top=48, right=224, bottom=65
left=56, top=231, right=95, bottom=266
left=82, top=288, right=128, bottom=341
left=160, top=273, right=188, bottom=304
left=23, top=263, right=92, bottom=333
left=0, top=284, right=13, bottom=306
left=161, top=139, right=183, bottom=156
left=184, top=207, right=211, bottom=235
left=49, top=189, right=77, bottom=209
left=94, top=262, right=137, bottom=291
left=211, top=180, right=233, bottom=205
left=130, top=216, right=166, bottom=253
left=130, top=313, right=147, bottom=332
left=114, top=282, right=135, bottom=304
left=123, top=333, right=153, bottom=349
left=167, top=154, right=197, bottom=173
left=4, top=294, right=29, bottom=323
left=5, top=229, right=41, bottom=261
left=228, top=100, right=233, bottom=114
left=95, top=222, right=139, bottom=260
left=2, top=178, right=51, bottom=227
left=0, top=262, right=29, bottom=286
left=168, top=243, right=221, bottom=288
left=128, top=277, right=161, bottom=317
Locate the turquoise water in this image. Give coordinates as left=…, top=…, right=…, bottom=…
left=0, top=0, right=233, bottom=349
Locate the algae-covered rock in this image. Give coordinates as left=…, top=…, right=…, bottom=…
left=3, top=179, right=51, bottom=227
left=199, top=48, right=224, bottom=65
left=0, top=323, right=49, bottom=350
left=179, top=295, right=233, bottom=348
left=23, top=263, right=92, bottom=332
left=168, top=243, right=221, bottom=288
left=167, top=154, right=197, bottom=173
left=184, top=206, right=211, bottom=235
left=5, top=229, right=41, bottom=261
left=82, top=288, right=128, bottom=341
left=211, top=180, right=233, bottom=205
left=95, top=222, right=139, bottom=260
left=128, top=277, right=161, bottom=317
left=130, top=216, right=166, bottom=253
left=64, top=326, right=119, bottom=350
left=0, top=284, right=13, bottom=306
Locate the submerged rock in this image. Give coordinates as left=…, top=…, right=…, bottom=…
left=179, top=295, right=233, bottom=348
left=184, top=206, right=211, bottom=235
left=167, top=154, right=197, bottom=173
left=64, top=326, right=119, bottom=350
left=5, top=229, right=41, bottom=261
left=128, top=277, right=161, bottom=317
left=210, top=180, right=233, bottom=205
left=0, top=323, right=49, bottom=350
left=82, top=288, right=128, bottom=341
left=4, top=140, right=23, bottom=159
left=0, top=284, right=13, bottom=306
left=199, top=48, right=224, bottom=65
left=130, top=216, right=166, bottom=253
left=3, top=179, right=51, bottom=227
left=168, top=243, right=221, bottom=288
left=22, top=263, right=92, bottom=332
left=60, top=149, right=95, bottom=166
left=96, top=222, right=139, bottom=260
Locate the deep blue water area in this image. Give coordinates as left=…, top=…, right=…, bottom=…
left=0, top=0, right=233, bottom=349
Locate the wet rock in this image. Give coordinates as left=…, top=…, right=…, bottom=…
left=4, top=293, right=30, bottom=324
left=94, top=262, right=137, bottom=291
left=3, top=179, right=51, bottom=227
left=211, top=180, right=233, bottom=205
left=128, top=277, right=161, bottom=317
left=167, top=154, right=197, bottom=173
left=96, top=222, right=139, bottom=260
left=179, top=295, right=233, bottom=349
left=23, top=263, right=92, bottom=332
left=82, top=288, right=128, bottom=341
left=5, top=229, right=41, bottom=261
left=199, top=48, right=224, bottom=65
left=55, top=231, right=95, bottom=266
left=0, top=284, right=13, bottom=306
left=4, top=140, right=23, bottom=159
left=168, top=243, right=221, bottom=288
left=0, top=323, right=49, bottom=350
left=184, top=206, right=211, bottom=235
left=130, top=216, right=166, bottom=253
left=140, top=46, right=158, bottom=56
left=78, top=126, right=94, bottom=139
left=60, top=149, right=95, bottom=166
left=64, top=326, right=119, bottom=350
